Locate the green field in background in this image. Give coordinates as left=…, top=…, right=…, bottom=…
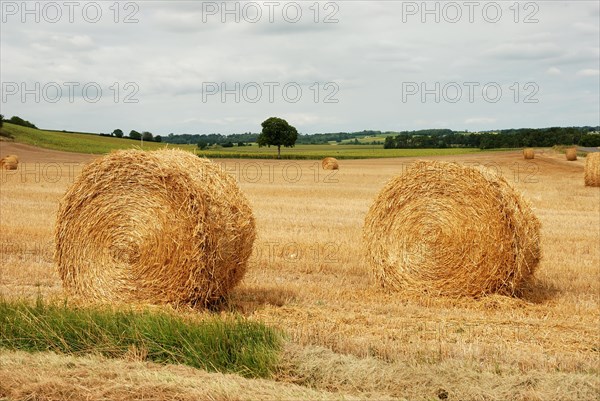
left=1, top=124, right=195, bottom=154
left=2, top=123, right=488, bottom=159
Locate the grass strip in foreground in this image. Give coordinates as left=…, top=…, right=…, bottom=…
left=0, top=298, right=281, bottom=378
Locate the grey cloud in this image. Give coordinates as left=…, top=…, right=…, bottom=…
left=0, top=1, right=598, bottom=134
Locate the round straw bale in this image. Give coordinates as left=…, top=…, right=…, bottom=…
left=55, top=149, right=256, bottom=307
left=2, top=155, right=18, bottom=170
left=363, top=160, right=541, bottom=297
left=565, top=147, right=578, bottom=161
left=322, top=157, right=339, bottom=170
left=523, top=148, right=534, bottom=159
left=6, top=154, right=19, bottom=162
left=584, top=152, right=600, bottom=187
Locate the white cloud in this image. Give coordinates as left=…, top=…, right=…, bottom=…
left=573, top=22, right=599, bottom=34
left=465, top=117, right=497, bottom=125
left=577, top=69, right=600, bottom=77
left=547, top=67, right=562, bottom=75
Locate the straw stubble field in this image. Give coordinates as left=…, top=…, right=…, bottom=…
left=0, top=143, right=598, bottom=401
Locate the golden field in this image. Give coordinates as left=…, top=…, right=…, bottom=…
left=0, top=142, right=598, bottom=401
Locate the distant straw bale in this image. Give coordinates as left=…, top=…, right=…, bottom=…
left=584, top=152, right=600, bottom=187
left=1, top=155, right=18, bottom=170
left=322, top=157, right=339, bottom=170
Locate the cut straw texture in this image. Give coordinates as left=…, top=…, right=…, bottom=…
left=584, top=152, right=600, bottom=187
left=523, top=148, right=535, bottom=159
left=566, top=148, right=578, bottom=161
left=55, top=149, right=256, bottom=307
left=363, top=160, right=541, bottom=297
left=1, top=155, right=18, bottom=170
left=322, top=157, right=339, bottom=170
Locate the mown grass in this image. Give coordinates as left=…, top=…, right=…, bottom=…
left=551, top=144, right=589, bottom=157
left=0, top=298, right=282, bottom=378
left=199, top=145, right=484, bottom=159
left=1, top=123, right=196, bottom=154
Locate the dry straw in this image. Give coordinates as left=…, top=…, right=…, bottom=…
left=566, top=147, right=578, bottom=161
left=55, top=149, right=256, bottom=307
left=363, top=160, right=541, bottom=297
left=584, top=152, right=600, bottom=187
left=322, top=157, right=339, bottom=170
left=1, top=155, right=18, bottom=170
left=523, top=148, right=535, bottom=159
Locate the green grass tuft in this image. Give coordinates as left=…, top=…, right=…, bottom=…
left=0, top=298, right=282, bottom=378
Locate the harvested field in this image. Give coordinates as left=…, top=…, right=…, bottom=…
left=0, top=143, right=598, bottom=401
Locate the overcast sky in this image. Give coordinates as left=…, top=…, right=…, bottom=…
left=1, top=1, right=599, bottom=135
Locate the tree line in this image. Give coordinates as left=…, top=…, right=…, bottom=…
left=160, top=130, right=397, bottom=145
left=107, top=129, right=162, bottom=142
left=383, top=127, right=600, bottom=149
left=2, top=115, right=599, bottom=150
left=1, top=115, right=38, bottom=129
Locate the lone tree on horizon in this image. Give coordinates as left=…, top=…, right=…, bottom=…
left=257, top=117, right=298, bottom=159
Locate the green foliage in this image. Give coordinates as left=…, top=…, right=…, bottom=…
left=222, top=141, right=234, bottom=148
left=165, top=132, right=257, bottom=145
left=129, top=130, right=142, bottom=140
left=112, top=129, right=124, bottom=138
left=0, top=114, right=8, bottom=138
left=7, top=115, right=37, bottom=129
left=383, top=127, right=600, bottom=149
left=0, top=298, right=282, bottom=378
left=257, top=117, right=298, bottom=158
left=197, top=140, right=208, bottom=150
left=154, top=135, right=162, bottom=142
left=162, top=126, right=600, bottom=149
left=142, top=131, right=153, bottom=142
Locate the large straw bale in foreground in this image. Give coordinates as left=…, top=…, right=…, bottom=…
left=363, top=160, right=541, bottom=297
left=322, top=157, right=339, bottom=170
left=55, top=149, right=256, bottom=307
left=523, top=148, right=534, bottom=159
left=566, top=148, right=578, bottom=161
left=584, top=152, right=600, bottom=187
